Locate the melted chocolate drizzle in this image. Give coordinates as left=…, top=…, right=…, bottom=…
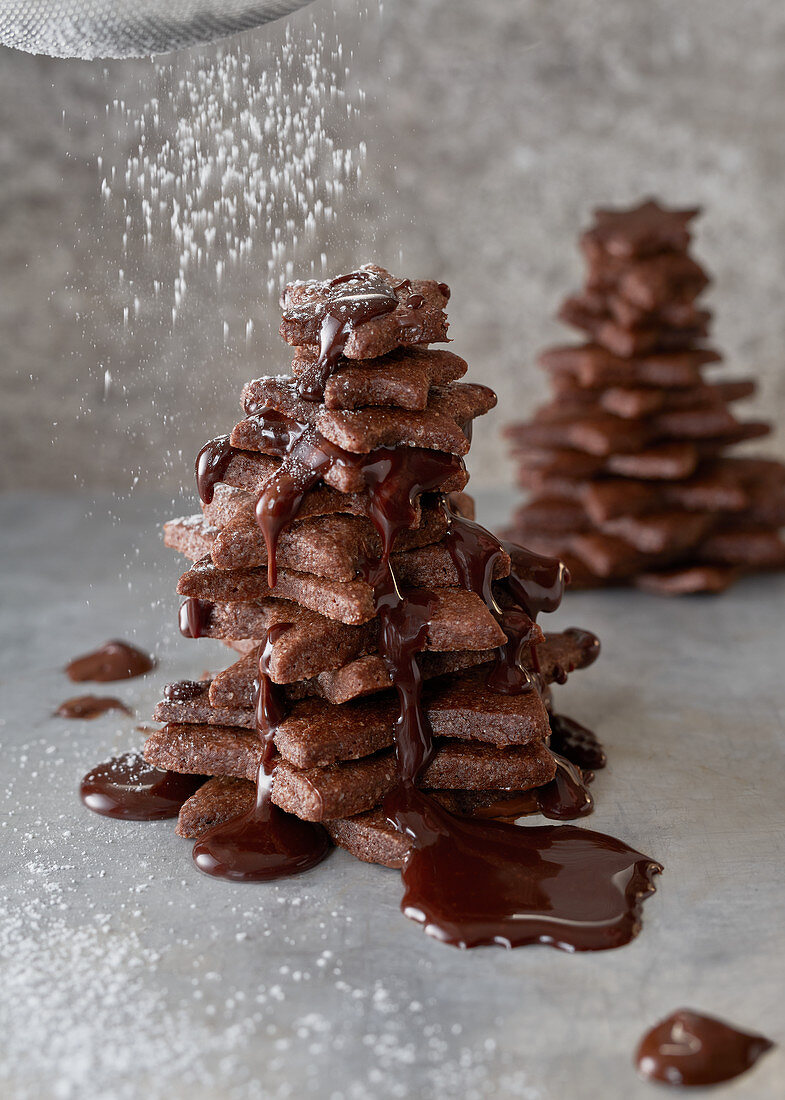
left=195, top=434, right=237, bottom=505
left=636, top=1009, right=774, bottom=1087
left=358, top=450, right=464, bottom=572
left=254, top=426, right=336, bottom=587
left=296, top=270, right=399, bottom=401
left=179, top=597, right=214, bottom=639
left=501, top=540, right=569, bottom=620
left=252, top=417, right=462, bottom=587
left=66, top=640, right=154, bottom=683
left=474, top=755, right=594, bottom=821
left=486, top=613, right=539, bottom=693
left=240, top=406, right=308, bottom=452
left=375, top=575, right=439, bottom=783
left=163, top=680, right=210, bottom=702
left=80, top=753, right=204, bottom=820
left=56, top=695, right=131, bottom=720
left=192, top=624, right=331, bottom=881
left=441, top=501, right=563, bottom=694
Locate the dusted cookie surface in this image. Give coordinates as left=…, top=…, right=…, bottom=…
left=279, top=264, right=449, bottom=360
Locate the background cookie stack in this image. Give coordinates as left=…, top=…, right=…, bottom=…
left=504, top=201, right=785, bottom=594
left=143, top=267, right=600, bottom=868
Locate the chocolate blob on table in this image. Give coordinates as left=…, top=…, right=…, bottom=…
left=56, top=695, right=131, bottom=720
left=83, top=264, right=661, bottom=953
left=66, top=639, right=155, bottom=682
left=635, top=1009, right=774, bottom=1087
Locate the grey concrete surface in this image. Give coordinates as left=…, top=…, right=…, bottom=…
left=1, top=0, right=785, bottom=493
left=1, top=488, right=784, bottom=1099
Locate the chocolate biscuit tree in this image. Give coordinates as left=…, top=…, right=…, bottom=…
left=504, top=201, right=785, bottom=594
left=84, top=265, right=661, bottom=951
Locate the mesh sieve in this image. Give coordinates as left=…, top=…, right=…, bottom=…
left=0, top=0, right=314, bottom=59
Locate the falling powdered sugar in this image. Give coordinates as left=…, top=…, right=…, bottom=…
left=101, top=16, right=370, bottom=334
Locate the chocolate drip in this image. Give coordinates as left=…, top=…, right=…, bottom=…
left=179, top=597, right=214, bottom=639
left=375, top=575, right=439, bottom=783
left=56, top=695, right=131, bottom=720
left=296, top=270, right=398, bottom=401
left=253, top=422, right=462, bottom=587
left=475, top=755, right=594, bottom=821
left=533, top=753, right=595, bottom=818
left=359, top=449, right=464, bottom=570
left=488, top=540, right=567, bottom=689
left=486, top=608, right=539, bottom=695
left=238, top=407, right=308, bottom=451
left=442, top=502, right=546, bottom=694
left=443, top=503, right=505, bottom=607
left=195, top=434, right=237, bottom=505
left=80, top=753, right=204, bottom=820
left=192, top=624, right=331, bottom=881
left=407, top=293, right=425, bottom=310
left=500, top=540, right=568, bottom=621
left=636, top=1009, right=774, bottom=1087
left=254, top=428, right=336, bottom=587
left=163, top=680, right=209, bottom=702
left=66, top=640, right=154, bottom=683
left=549, top=712, right=606, bottom=770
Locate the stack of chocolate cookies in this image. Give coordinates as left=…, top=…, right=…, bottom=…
left=504, top=201, right=785, bottom=594
left=144, top=265, right=601, bottom=871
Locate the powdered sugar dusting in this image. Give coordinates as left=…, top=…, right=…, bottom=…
left=102, top=18, right=369, bottom=329
left=86, top=7, right=379, bottom=506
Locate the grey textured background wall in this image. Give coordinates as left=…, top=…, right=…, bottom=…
left=1, top=0, right=784, bottom=494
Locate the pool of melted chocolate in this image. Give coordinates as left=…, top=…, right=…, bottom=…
left=388, top=784, right=661, bottom=951
left=192, top=769, right=332, bottom=882
left=80, top=753, right=205, bottom=820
